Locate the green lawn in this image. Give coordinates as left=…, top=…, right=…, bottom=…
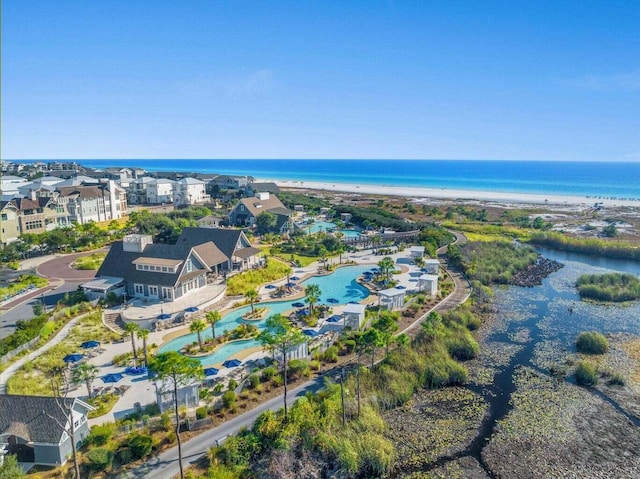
left=226, top=258, right=293, bottom=295
left=71, top=253, right=107, bottom=270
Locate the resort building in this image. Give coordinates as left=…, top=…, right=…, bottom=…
left=175, top=227, right=262, bottom=272
left=0, top=394, right=93, bottom=468
left=228, top=192, right=292, bottom=233
left=409, top=245, right=425, bottom=259
left=95, top=234, right=227, bottom=302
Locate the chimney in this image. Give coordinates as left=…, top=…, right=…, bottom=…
left=256, top=192, right=270, bottom=201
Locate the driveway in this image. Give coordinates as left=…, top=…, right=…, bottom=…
left=37, top=250, right=106, bottom=281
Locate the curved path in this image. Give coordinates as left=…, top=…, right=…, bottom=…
left=133, top=232, right=472, bottom=479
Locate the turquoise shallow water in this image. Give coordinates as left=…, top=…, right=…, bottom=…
left=35, top=159, right=640, bottom=200
left=158, top=264, right=371, bottom=365
left=302, top=220, right=362, bottom=238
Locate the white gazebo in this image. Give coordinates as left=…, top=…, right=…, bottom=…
left=409, top=245, right=425, bottom=259
left=342, top=303, right=366, bottom=329
left=423, top=259, right=440, bottom=274
left=378, top=288, right=405, bottom=311
left=419, top=274, right=439, bottom=296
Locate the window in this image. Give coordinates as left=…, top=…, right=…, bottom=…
left=161, top=287, right=172, bottom=300
left=134, top=284, right=144, bottom=295
left=149, top=285, right=158, bottom=297
left=1, top=214, right=7, bottom=220
left=186, top=260, right=193, bottom=273
left=143, top=265, right=150, bottom=271
left=162, top=266, right=168, bottom=272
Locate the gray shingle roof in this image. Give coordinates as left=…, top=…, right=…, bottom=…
left=0, top=395, right=85, bottom=444
left=176, top=228, right=250, bottom=261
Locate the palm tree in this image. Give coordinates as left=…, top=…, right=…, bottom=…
left=190, top=319, right=206, bottom=351
left=72, top=362, right=98, bottom=399
left=206, top=310, right=221, bottom=341
left=371, top=235, right=381, bottom=254
left=305, top=284, right=321, bottom=315
left=245, top=289, right=259, bottom=314
left=378, top=256, right=395, bottom=281
left=124, top=322, right=139, bottom=360
left=137, top=328, right=150, bottom=367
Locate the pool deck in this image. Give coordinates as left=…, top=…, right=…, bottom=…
left=69, top=246, right=435, bottom=424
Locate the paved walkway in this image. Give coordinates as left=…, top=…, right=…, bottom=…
left=37, top=249, right=107, bottom=281
left=0, top=312, right=89, bottom=394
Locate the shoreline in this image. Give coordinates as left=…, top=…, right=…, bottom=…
left=270, top=179, right=640, bottom=208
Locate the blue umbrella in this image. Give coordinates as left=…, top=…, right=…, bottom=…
left=157, top=313, right=171, bottom=320
left=204, top=367, right=219, bottom=376
left=101, top=373, right=123, bottom=383
left=63, top=353, right=84, bottom=363
left=184, top=306, right=199, bottom=313
left=348, top=301, right=359, bottom=305
left=292, top=302, right=305, bottom=308
left=223, top=359, right=242, bottom=368
left=326, top=315, right=342, bottom=323
left=327, top=298, right=339, bottom=304
left=303, top=329, right=320, bottom=337
left=396, top=285, right=407, bottom=290
left=265, top=284, right=276, bottom=289
left=81, top=340, right=100, bottom=349
left=290, top=276, right=300, bottom=281
left=125, top=366, right=147, bottom=375
left=286, top=282, right=296, bottom=287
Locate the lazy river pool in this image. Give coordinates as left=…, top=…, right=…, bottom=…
left=159, top=264, right=372, bottom=366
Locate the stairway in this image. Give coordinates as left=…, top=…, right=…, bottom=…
left=103, top=310, right=125, bottom=334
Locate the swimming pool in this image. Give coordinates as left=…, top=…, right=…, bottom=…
left=158, top=264, right=371, bottom=364
left=303, top=220, right=362, bottom=238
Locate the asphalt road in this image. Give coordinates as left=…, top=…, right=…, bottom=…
left=128, top=376, right=326, bottom=479
left=0, top=281, right=83, bottom=339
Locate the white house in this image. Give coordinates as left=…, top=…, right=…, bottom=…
left=419, top=274, right=439, bottom=296
left=175, top=178, right=210, bottom=206
left=147, top=179, right=176, bottom=204
left=409, top=245, right=425, bottom=259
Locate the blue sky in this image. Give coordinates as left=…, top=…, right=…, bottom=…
left=2, top=1, right=639, bottom=161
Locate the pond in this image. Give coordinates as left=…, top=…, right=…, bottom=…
left=159, top=264, right=372, bottom=366
left=463, top=247, right=640, bottom=470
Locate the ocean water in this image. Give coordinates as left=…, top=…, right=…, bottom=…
left=29, top=159, right=640, bottom=200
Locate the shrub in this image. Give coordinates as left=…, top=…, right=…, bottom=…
left=575, top=361, right=597, bottom=386
left=608, top=373, right=626, bottom=386
left=88, top=424, right=113, bottom=446
left=445, top=331, right=479, bottom=360
left=222, top=390, right=237, bottom=409
left=262, top=366, right=276, bottom=381
left=287, top=359, right=311, bottom=379
left=129, top=433, right=153, bottom=459
left=228, top=378, right=238, bottom=391
left=322, top=346, right=339, bottom=362
left=196, top=406, right=208, bottom=420
left=161, top=412, right=172, bottom=431
left=249, top=374, right=260, bottom=389
left=86, top=447, right=113, bottom=471
left=576, top=331, right=609, bottom=355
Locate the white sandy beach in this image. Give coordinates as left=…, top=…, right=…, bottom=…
left=271, top=179, right=640, bottom=208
